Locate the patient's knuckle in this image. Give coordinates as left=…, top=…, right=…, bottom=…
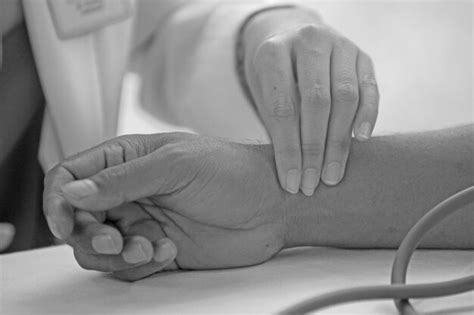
left=158, top=143, right=190, bottom=163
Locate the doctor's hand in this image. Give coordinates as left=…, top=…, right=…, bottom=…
left=43, top=133, right=287, bottom=280
left=243, top=7, right=379, bottom=196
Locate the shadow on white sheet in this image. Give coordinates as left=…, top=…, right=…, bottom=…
left=1, top=246, right=472, bottom=314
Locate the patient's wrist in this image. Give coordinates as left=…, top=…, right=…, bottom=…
left=247, top=144, right=323, bottom=249
left=282, top=190, right=324, bottom=249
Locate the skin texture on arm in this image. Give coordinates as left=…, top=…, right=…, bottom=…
left=284, top=124, right=474, bottom=249
left=43, top=125, right=473, bottom=280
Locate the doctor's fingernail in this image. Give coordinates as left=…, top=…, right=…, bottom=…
left=285, top=169, right=301, bottom=194
left=123, top=242, right=150, bottom=264
left=154, top=238, right=177, bottom=263
left=301, top=168, right=318, bottom=196
left=92, top=235, right=119, bottom=254
left=358, top=122, right=372, bottom=141
left=323, top=162, right=342, bottom=186
left=62, top=179, right=99, bottom=199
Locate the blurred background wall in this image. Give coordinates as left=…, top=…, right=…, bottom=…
left=118, top=0, right=473, bottom=138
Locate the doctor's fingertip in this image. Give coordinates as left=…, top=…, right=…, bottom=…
left=356, top=122, right=372, bottom=141
left=301, top=168, right=318, bottom=196
left=154, top=238, right=177, bottom=263
left=62, top=179, right=99, bottom=200
left=322, top=162, right=342, bottom=186
left=285, top=169, right=301, bottom=194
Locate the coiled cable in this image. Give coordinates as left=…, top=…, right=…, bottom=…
left=280, top=186, right=474, bottom=314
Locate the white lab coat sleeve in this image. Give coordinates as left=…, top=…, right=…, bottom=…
left=138, top=1, right=306, bottom=143
left=24, top=0, right=134, bottom=171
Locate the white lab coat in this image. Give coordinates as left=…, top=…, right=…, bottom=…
left=22, top=0, right=295, bottom=171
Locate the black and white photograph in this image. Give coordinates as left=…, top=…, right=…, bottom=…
left=0, top=0, right=473, bottom=314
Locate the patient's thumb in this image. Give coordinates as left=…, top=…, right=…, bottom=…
left=60, top=142, right=191, bottom=211
left=61, top=155, right=163, bottom=211
left=62, top=179, right=104, bottom=209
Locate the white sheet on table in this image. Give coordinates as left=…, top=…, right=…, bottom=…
left=1, top=245, right=473, bottom=314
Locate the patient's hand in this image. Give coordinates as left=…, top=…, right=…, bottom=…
left=44, top=133, right=287, bottom=280
left=0, top=222, right=15, bottom=252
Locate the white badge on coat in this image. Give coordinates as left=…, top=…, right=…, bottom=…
left=48, top=0, right=133, bottom=39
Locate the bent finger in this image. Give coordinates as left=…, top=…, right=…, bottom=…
left=43, top=133, right=184, bottom=239
left=110, top=208, right=178, bottom=281
left=60, top=141, right=199, bottom=211
left=294, top=26, right=332, bottom=196
left=323, top=40, right=359, bottom=186
left=255, top=38, right=301, bottom=194
left=67, top=210, right=123, bottom=255
left=353, top=51, right=379, bottom=141
left=112, top=238, right=179, bottom=282
left=74, top=235, right=154, bottom=273
left=43, top=165, right=75, bottom=240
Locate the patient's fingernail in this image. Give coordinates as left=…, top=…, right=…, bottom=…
left=0, top=223, right=14, bottom=237
left=285, top=169, right=301, bottom=194
left=358, top=122, right=372, bottom=141
left=62, top=179, right=99, bottom=200
left=92, top=235, right=119, bottom=254
left=0, top=223, right=15, bottom=251
left=323, top=162, right=342, bottom=186
left=154, top=238, right=177, bottom=263
left=123, top=242, right=149, bottom=264
left=47, top=216, right=69, bottom=240
left=46, top=217, right=61, bottom=240
left=301, top=168, right=318, bottom=196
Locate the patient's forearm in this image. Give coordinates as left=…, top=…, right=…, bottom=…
left=280, top=125, right=473, bottom=249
